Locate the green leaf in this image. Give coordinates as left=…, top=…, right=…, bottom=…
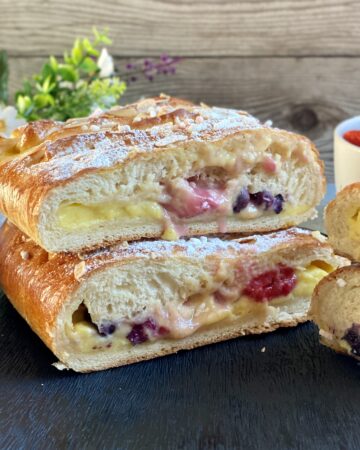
left=63, top=51, right=72, bottom=65
left=89, top=77, right=126, bottom=109
left=21, top=80, right=33, bottom=97
left=16, top=95, right=32, bottom=115
left=41, top=76, right=56, bottom=94
left=92, top=27, right=101, bottom=43
left=71, top=38, right=83, bottom=65
left=100, top=34, right=112, bottom=46
left=92, top=27, right=112, bottom=46
left=34, top=93, right=54, bottom=108
left=0, top=50, right=9, bottom=104
left=13, top=28, right=127, bottom=121
left=49, top=56, right=58, bottom=71
left=82, top=38, right=99, bottom=57
left=80, top=56, right=98, bottom=74
left=41, top=63, right=54, bottom=80
left=58, top=65, right=78, bottom=82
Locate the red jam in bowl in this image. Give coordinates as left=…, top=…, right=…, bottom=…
left=344, top=130, right=360, bottom=147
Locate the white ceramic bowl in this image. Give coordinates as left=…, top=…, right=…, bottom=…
left=334, top=116, right=360, bottom=192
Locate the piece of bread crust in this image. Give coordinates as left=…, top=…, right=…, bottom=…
left=0, top=223, right=347, bottom=372
left=325, top=183, right=360, bottom=261
left=310, top=265, right=360, bottom=360
left=0, top=95, right=325, bottom=252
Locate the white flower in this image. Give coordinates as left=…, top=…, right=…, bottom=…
left=58, top=81, right=74, bottom=90
left=0, top=105, right=26, bottom=138
left=59, top=80, right=85, bottom=90
left=97, top=48, right=114, bottom=78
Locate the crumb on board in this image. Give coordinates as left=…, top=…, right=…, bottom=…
left=52, top=361, right=69, bottom=371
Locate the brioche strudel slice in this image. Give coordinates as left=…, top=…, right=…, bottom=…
left=0, top=95, right=325, bottom=253
left=325, top=183, right=360, bottom=260
left=0, top=224, right=347, bottom=372
left=310, top=265, right=360, bottom=360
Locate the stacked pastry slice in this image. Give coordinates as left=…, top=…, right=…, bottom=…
left=0, top=95, right=346, bottom=372
left=0, top=96, right=325, bottom=252
left=310, top=184, right=360, bottom=360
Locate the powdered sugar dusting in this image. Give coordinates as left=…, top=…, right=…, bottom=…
left=80, top=228, right=313, bottom=264
left=6, top=96, right=271, bottom=183
left=154, top=134, right=188, bottom=147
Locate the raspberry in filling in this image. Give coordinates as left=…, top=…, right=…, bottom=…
left=243, top=265, right=297, bottom=302
left=162, top=178, right=227, bottom=219
left=127, top=318, right=169, bottom=345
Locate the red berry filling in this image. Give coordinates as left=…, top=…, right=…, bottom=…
left=344, top=130, right=360, bottom=147
left=126, top=318, right=169, bottom=345
left=242, top=265, right=297, bottom=302
left=163, top=178, right=227, bottom=219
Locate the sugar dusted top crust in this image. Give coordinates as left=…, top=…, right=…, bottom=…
left=1, top=95, right=271, bottom=185
left=1, top=223, right=327, bottom=291
left=0, top=224, right=338, bottom=320
left=77, top=227, right=317, bottom=265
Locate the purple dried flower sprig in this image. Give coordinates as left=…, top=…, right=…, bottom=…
left=119, top=53, right=182, bottom=83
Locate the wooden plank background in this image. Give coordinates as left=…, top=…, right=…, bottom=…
left=2, top=0, right=360, bottom=180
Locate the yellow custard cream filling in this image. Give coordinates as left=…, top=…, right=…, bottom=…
left=292, top=262, right=330, bottom=297
left=283, top=204, right=310, bottom=217
left=58, top=199, right=310, bottom=232
left=70, top=263, right=331, bottom=352
left=58, top=201, right=164, bottom=229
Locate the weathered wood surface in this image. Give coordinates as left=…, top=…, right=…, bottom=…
left=9, top=56, right=360, bottom=181
left=1, top=0, right=360, bottom=57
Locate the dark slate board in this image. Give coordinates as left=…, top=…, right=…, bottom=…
left=1, top=184, right=360, bottom=450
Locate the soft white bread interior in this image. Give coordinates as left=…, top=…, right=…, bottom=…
left=0, top=95, right=325, bottom=252
left=0, top=223, right=348, bottom=372
left=310, top=265, right=360, bottom=359
left=325, top=183, right=360, bottom=260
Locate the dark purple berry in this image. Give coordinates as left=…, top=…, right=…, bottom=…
left=234, top=189, right=284, bottom=213
left=272, top=194, right=284, bottom=214
left=99, top=322, right=116, bottom=336
left=342, top=323, right=360, bottom=355
left=249, top=191, right=264, bottom=206
left=233, top=188, right=250, bottom=213
left=262, top=191, right=274, bottom=210
left=126, top=318, right=169, bottom=345
left=127, top=324, right=148, bottom=345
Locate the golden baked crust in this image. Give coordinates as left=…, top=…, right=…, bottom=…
left=0, top=95, right=325, bottom=252
left=0, top=223, right=346, bottom=372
